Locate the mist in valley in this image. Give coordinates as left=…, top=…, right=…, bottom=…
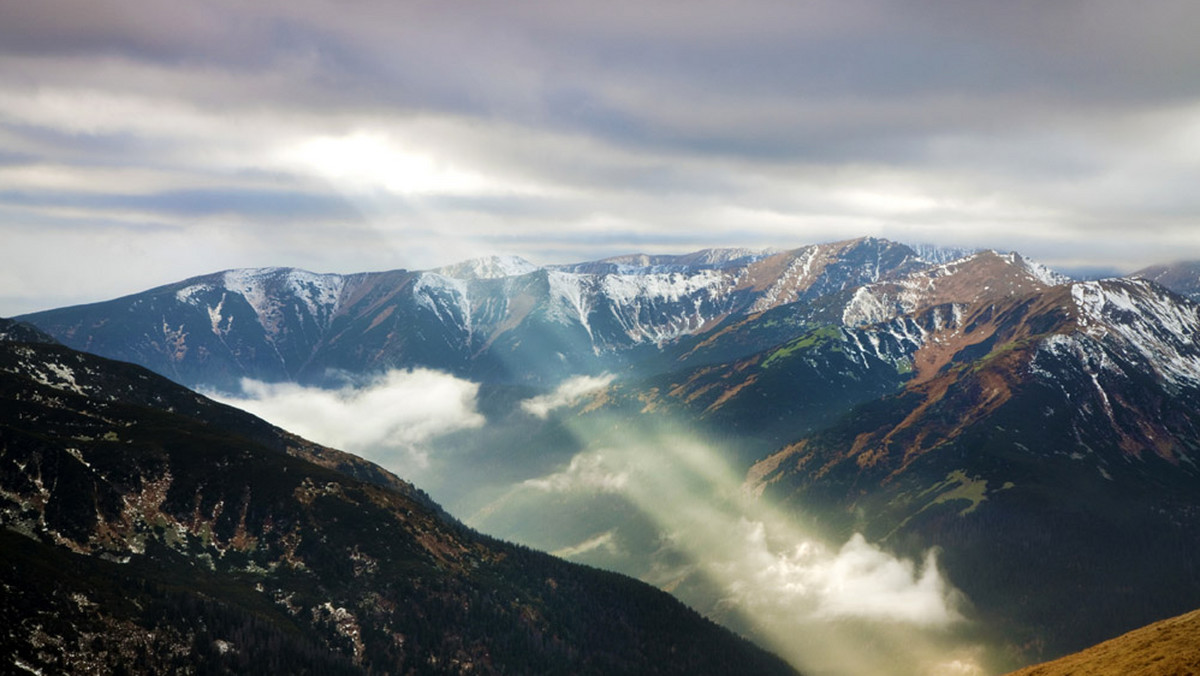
left=216, top=370, right=1002, bottom=676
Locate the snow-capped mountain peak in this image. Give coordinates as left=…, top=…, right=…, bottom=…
left=433, top=255, right=540, bottom=280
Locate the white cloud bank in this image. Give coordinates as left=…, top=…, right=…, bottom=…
left=520, top=373, right=615, bottom=418
left=211, top=369, right=485, bottom=472
left=478, top=428, right=985, bottom=676
left=725, top=524, right=960, bottom=627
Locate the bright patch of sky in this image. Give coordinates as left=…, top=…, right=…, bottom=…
left=2, top=0, right=1200, bottom=315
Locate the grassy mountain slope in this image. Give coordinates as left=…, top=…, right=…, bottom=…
left=1005, top=607, right=1200, bottom=676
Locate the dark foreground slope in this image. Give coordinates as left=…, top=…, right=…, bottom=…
left=0, top=320, right=798, bottom=676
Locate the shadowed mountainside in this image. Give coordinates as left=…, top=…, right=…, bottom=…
left=0, top=320, right=799, bottom=676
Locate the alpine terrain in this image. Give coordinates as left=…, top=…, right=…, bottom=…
left=17, top=238, right=941, bottom=392
left=12, top=237, right=1200, bottom=673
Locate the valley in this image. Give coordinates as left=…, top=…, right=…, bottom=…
left=8, top=237, right=1200, bottom=675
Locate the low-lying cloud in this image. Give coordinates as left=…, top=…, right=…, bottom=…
left=473, top=425, right=985, bottom=676
left=211, top=368, right=485, bottom=473
left=522, top=451, right=629, bottom=493
left=213, top=372, right=989, bottom=674
left=520, top=373, right=615, bottom=418
left=724, top=524, right=960, bottom=627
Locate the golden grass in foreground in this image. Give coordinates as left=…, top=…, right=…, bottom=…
left=1007, top=608, right=1200, bottom=676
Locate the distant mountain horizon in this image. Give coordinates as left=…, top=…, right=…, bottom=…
left=16, top=236, right=1197, bottom=395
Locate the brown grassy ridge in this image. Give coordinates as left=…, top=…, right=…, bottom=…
left=1006, top=608, right=1200, bottom=676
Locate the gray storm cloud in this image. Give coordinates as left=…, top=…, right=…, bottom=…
left=3, top=1, right=1200, bottom=314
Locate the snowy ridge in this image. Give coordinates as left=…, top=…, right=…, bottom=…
left=283, top=269, right=347, bottom=322
left=37, top=238, right=1114, bottom=389
left=220, top=268, right=346, bottom=327
left=597, top=268, right=738, bottom=344
left=175, top=268, right=348, bottom=339
left=841, top=275, right=935, bottom=328
left=841, top=302, right=967, bottom=373
left=1070, top=279, right=1200, bottom=387
left=434, top=255, right=539, bottom=280
left=597, top=268, right=732, bottom=306
left=906, top=243, right=979, bottom=265
left=412, top=273, right=472, bottom=333
left=841, top=250, right=1067, bottom=328
left=747, top=248, right=821, bottom=314
left=546, top=271, right=594, bottom=340
left=1000, top=251, right=1071, bottom=287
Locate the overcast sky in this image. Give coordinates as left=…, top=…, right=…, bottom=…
left=3, top=0, right=1200, bottom=315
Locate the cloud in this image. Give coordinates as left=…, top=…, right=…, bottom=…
left=471, top=429, right=982, bottom=676
left=521, top=452, right=629, bottom=493
left=722, top=524, right=960, bottom=627
left=552, top=530, right=620, bottom=559
left=4, top=0, right=1200, bottom=318
left=521, top=373, right=615, bottom=419
left=210, top=369, right=485, bottom=472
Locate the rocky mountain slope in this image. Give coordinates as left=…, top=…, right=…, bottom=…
left=597, top=251, right=1071, bottom=461
left=0, top=320, right=798, bottom=676
left=740, top=261, right=1200, bottom=666
left=16, top=238, right=939, bottom=391
left=1005, top=607, right=1200, bottom=676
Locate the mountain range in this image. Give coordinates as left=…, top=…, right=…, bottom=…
left=11, top=236, right=1200, bottom=673
left=16, top=238, right=950, bottom=391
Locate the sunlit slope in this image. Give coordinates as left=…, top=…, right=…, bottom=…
left=1005, top=608, right=1200, bottom=676
left=590, top=253, right=1200, bottom=669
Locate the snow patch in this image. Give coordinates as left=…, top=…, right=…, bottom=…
left=434, top=255, right=539, bottom=279
left=1071, top=280, right=1200, bottom=387
left=546, top=271, right=593, bottom=338
left=174, top=283, right=209, bottom=305
left=220, top=268, right=346, bottom=338
left=1014, top=254, right=1070, bottom=287
left=412, top=273, right=472, bottom=332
